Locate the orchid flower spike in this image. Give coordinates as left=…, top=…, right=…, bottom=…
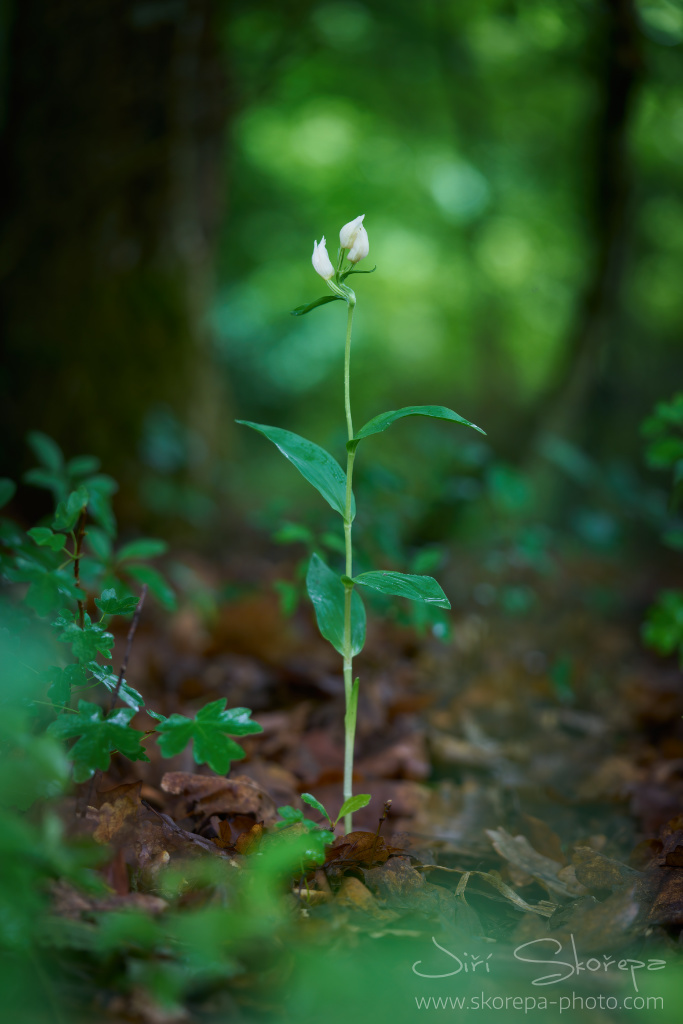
left=312, top=237, right=335, bottom=280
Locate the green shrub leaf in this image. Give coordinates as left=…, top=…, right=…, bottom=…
left=27, top=527, right=67, bottom=552
left=27, top=431, right=64, bottom=472
left=94, top=588, right=140, bottom=616
left=89, top=663, right=145, bottom=711
left=55, top=617, right=115, bottom=662
left=237, top=421, right=354, bottom=519
left=348, top=405, right=485, bottom=452
left=155, top=700, right=263, bottom=774
left=52, top=486, right=89, bottom=532
left=124, top=564, right=176, bottom=611
left=353, top=570, right=450, bottom=609
left=66, top=455, right=101, bottom=477
left=306, top=553, right=366, bottom=656
left=116, top=538, right=168, bottom=562
left=47, top=700, right=149, bottom=782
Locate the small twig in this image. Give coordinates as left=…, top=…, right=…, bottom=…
left=74, top=510, right=87, bottom=629
left=79, top=585, right=148, bottom=816
left=369, top=799, right=392, bottom=860
left=109, top=584, right=147, bottom=710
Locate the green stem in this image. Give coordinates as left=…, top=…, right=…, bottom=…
left=342, top=297, right=357, bottom=832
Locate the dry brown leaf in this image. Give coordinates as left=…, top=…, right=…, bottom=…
left=572, top=846, right=640, bottom=894
left=325, top=830, right=396, bottom=869
left=487, top=827, right=586, bottom=898
left=234, top=822, right=264, bottom=855
left=520, top=813, right=566, bottom=865
left=160, top=772, right=277, bottom=825
left=93, top=781, right=142, bottom=844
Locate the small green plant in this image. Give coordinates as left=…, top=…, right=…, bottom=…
left=277, top=791, right=371, bottom=831
left=0, top=433, right=263, bottom=786
left=238, top=215, right=484, bottom=829
left=641, top=393, right=683, bottom=665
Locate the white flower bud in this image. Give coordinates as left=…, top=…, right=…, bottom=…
left=339, top=214, right=365, bottom=250
left=347, top=223, right=369, bottom=264
left=311, top=237, right=335, bottom=280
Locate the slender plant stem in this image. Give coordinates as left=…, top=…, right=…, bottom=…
left=74, top=511, right=87, bottom=628
left=342, top=296, right=357, bottom=832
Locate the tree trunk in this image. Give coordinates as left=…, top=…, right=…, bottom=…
left=0, top=0, right=228, bottom=488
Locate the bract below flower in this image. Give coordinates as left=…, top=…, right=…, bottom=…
left=312, top=237, right=335, bottom=280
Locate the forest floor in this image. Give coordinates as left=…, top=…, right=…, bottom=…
left=58, top=538, right=683, bottom=1023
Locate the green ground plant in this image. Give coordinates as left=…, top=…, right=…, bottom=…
left=0, top=432, right=263, bottom=785
left=238, top=215, right=485, bottom=829
left=641, top=392, right=683, bottom=666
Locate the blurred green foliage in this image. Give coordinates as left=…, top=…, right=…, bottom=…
left=217, top=0, right=683, bottom=468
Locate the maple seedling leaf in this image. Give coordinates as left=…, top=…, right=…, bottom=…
left=47, top=700, right=150, bottom=783
left=155, top=700, right=263, bottom=775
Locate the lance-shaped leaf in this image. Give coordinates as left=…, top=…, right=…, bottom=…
left=290, top=295, right=344, bottom=316
left=47, top=700, right=149, bottom=783
left=347, top=405, right=485, bottom=452
left=306, top=553, right=366, bottom=656
left=352, top=570, right=450, bottom=609
left=237, top=421, right=355, bottom=519
left=155, top=700, right=263, bottom=775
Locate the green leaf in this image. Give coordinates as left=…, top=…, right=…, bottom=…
left=273, top=521, right=314, bottom=546
left=306, top=553, right=366, bottom=656
left=27, top=527, right=67, bottom=552
left=47, top=700, right=149, bottom=782
left=52, top=486, right=89, bottom=532
left=116, top=538, right=168, bottom=562
left=290, top=295, right=344, bottom=316
left=94, top=588, right=140, bottom=616
left=55, top=617, right=115, bottom=663
left=27, top=431, right=64, bottom=472
left=348, top=405, right=486, bottom=452
left=89, top=663, right=145, bottom=712
left=66, top=455, right=101, bottom=477
left=237, top=421, right=354, bottom=519
left=124, top=564, right=176, bottom=610
left=86, top=527, right=113, bottom=562
left=0, top=479, right=16, bottom=510
left=46, top=664, right=87, bottom=709
left=155, top=700, right=263, bottom=774
left=146, top=709, right=167, bottom=723
left=337, top=793, right=372, bottom=823
left=275, top=805, right=314, bottom=830
left=83, top=475, right=118, bottom=537
left=353, top=570, right=451, bottom=609
left=301, top=793, right=332, bottom=823
left=23, top=468, right=65, bottom=498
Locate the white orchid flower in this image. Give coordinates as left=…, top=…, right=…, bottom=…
left=311, top=237, right=335, bottom=280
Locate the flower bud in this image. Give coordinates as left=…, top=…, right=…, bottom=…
left=347, top=223, right=369, bottom=264
left=311, top=237, right=335, bottom=280
left=339, top=214, right=365, bottom=250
